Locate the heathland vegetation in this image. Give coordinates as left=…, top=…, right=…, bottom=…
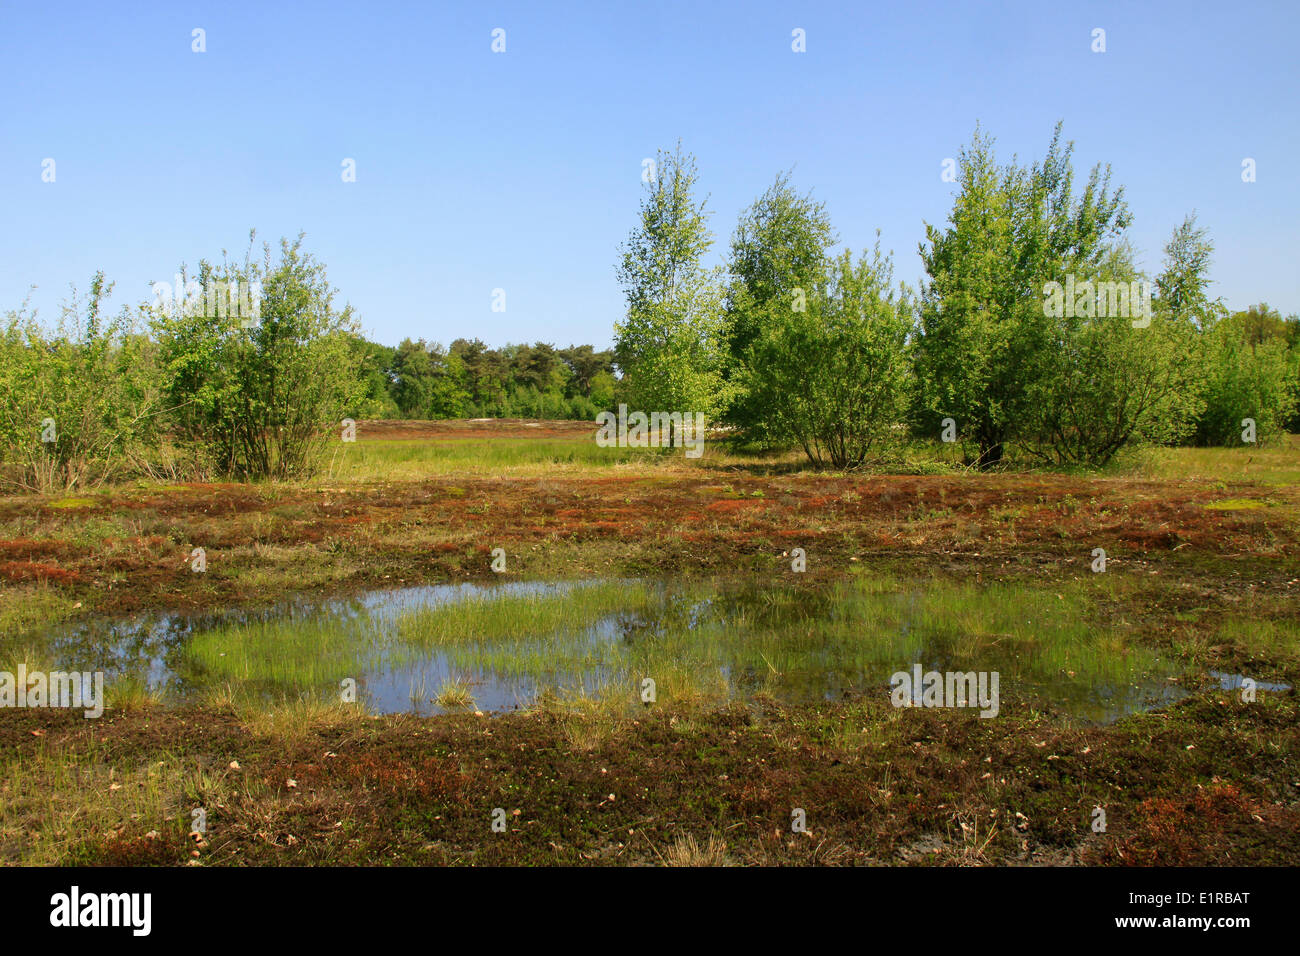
left=2, top=421, right=1297, bottom=865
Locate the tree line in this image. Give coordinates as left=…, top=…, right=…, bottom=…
left=352, top=338, right=616, bottom=422
left=3, top=123, right=1298, bottom=490
left=614, top=127, right=1300, bottom=468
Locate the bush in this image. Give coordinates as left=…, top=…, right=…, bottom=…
left=0, top=276, right=161, bottom=492
left=152, top=236, right=365, bottom=479
left=739, top=246, right=912, bottom=468
left=1021, top=261, right=1203, bottom=467
left=1193, top=314, right=1296, bottom=445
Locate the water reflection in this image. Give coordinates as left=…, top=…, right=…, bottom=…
left=27, top=577, right=1251, bottom=725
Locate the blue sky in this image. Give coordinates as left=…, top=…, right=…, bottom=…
left=2, top=0, right=1297, bottom=349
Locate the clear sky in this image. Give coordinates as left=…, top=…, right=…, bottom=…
left=2, top=0, right=1297, bottom=349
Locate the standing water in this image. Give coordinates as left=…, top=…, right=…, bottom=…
left=25, top=575, right=1228, bottom=724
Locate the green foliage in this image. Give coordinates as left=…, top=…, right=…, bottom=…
left=615, top=144, right=734, bottom=420
left=348, top=335, right=399, bottom=418
left=0, top=277, right=161, bottom=491
left=1156, top=215, right=1219, bottom=327
left=390, top=338, right=431, bottom=416
left=724, top=171, right=838, bottom=444
left=740, top=243, right=912, bottom=468
left=727, top=173, right=837, bottom=335
left=152, top=234, right=365, bottom=479
left=384, top=337, right=613, bottom=420
left=1194, top=308, right=1297, bottom=445
left=615, top=268, right=734, bottom=418
left=4, top=125, right=1296, bottom=498
left=616, top=141, right=713, bottom=316
left=619, top=130, right=1294, bottom=470
left=914, top=123, right=1132, bottom=467
left=1021, top=242, right=1203, bottom=466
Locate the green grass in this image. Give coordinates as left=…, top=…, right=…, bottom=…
left=1211, top=611, right=1300, bottom=671
left=181, top=581, right=657, bottom=705
left=327, top=437, right=652, bottom=479
left=1116, top=435, right=1300, bottom=485
left=325, top=431, right=1300, bottom=484
left=587, top=574, right=1172, bottom=720
left=186, top=613, right=385, bottom=693
left=432, top=676, right=477, bottom=709
left=391, top=581, right=654, bottom=647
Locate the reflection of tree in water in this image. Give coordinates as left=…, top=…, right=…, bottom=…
left=45, top=614, right=197, bottom=688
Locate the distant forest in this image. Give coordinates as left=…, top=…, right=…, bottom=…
left=349, top=337, right=616, bottom=421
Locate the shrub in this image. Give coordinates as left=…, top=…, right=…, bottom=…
left=740, top=246, right=912, bottom=468
left=0, top=276, right=161, bottom=492
left=152, top=235, right=364, bottom=479
left=1193, top=314, right=1296, bottom=445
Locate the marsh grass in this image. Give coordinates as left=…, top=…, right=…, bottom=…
left=1116, top=435, right=1300, bottom=485
left=940, top=811, right=1001, bottom=866
left=441, top=572, right=1173, bottom=719
left=661, top=833, right=731, bottom=867
left=598, top=574, right=1166, bottom=714
left=0, top=739, right=216, bottom=865
left=392, top=581, right=655, bottom=647
left=432, top=676, right=476, bottom=709
left=0, top=584, right=79, bottom=663
left=232, top=694, right=368, bottom=740
left=1212, top=613, right=1300, bottom=671
left=533, top=685, right=632, bottom=750
left=179, top=581, right=658, bottom=707
left=333, top=429, right=1300, bottom=486
left=104, top=674, right=164, bottom=711
left=187, top=612, right=384, bottom=691
left=0, top=644, right=54, bottom=677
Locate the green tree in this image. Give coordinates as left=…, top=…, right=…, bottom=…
left=616, top=141, right=713, bottom=316
left=615, top=144, right=733, bottom=423
left=1155, top=215, right=1219, bottom=328
left=0, top=277, right=161, bottom=491
left=153, top=234, right=364, bottom=479
left=1195, top=312, right=1296, bottom=445
left=558, top=345, right=615, bottom=399
left=1231, top=302, right=1291, bottom=347
left=740, top=243, right=912, bottom=468
left=426, top=343, right=472, bottom=418
left=1022, top=242, right=1202, bottom=466
left=348, top=334, right=398, bottom=418
left=392, top=338, right=436, bottom=417
left=724, top=171, right=837, bottom=444
left=914, top=124, right=1131, bottom=467
left=616, top=269, right=731, bottom=418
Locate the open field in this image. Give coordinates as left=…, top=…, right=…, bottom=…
left=1, top=422, right=1297, bottom=865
